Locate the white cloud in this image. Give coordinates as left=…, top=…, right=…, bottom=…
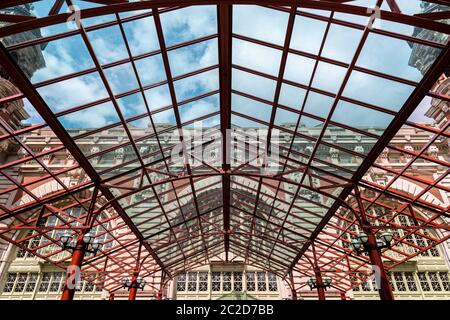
left=180, top=98, right=218, bottom=123
left=233, top=5, right=288, bottom=46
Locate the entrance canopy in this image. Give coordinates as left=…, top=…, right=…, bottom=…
left=0, top=0, right=449, bottom=295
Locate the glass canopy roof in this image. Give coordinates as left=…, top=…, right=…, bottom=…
left=0, top=0, right=449, bottom=295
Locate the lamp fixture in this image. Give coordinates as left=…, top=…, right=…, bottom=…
left=122, top=276, right=146, bottom=291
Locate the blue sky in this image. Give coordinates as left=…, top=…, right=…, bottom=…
left=18, top=2, right=444, bottom=129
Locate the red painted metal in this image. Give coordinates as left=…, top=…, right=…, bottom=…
left=355, top=187, right=394, bottom=301
left=61, top=235, right=85, bottom=301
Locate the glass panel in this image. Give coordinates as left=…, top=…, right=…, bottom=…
left=232, top=69, right=276, bottom=101
left=179, top=94, right=220, bottom=124
left=278, top=83, right=307, bottom=109
left=122, top=16, right=160, bottom=56
left=104, top=62, right=139, bottom=95
left=117, top=93, right=146, bottom=119
left=291, top=16, right=328, bottom=55
left=284, top=53, right=316, bottom=86
left=331, top=101, right=394, bottom=130
left=14, top=36, right=94, bottom=84
left=174, top=69, right=219, bottom=101
left=144, top=84, right=172, bottom=111
left=87, top=25, right=129, bottom=65
left=303, top=91, right=334, bottom=118
left=153, top=108, right=177, bottom=126
left=168, top=39, right=218, bottom=77
left=312, top=61, right=347, bottom=94
left=322, top=23, right=363, bottom=63
left=135, top=54, right=166, bottom=85
left=231, top=94, right=272, bottom=123
left=357, top=33, right=433, bottom=81
left=37, top=73, right=108, bottom=113
left=274, top=107, right=299, bottom=127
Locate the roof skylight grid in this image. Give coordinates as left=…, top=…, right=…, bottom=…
left=0, top=0, right=450, bottom=298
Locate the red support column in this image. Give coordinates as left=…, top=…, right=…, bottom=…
left=367, top=233, right=394, bottom=301
left=109, top=293, right=115, bottom=300
left=61, top=235, right=85, bottom=300
left=314, top=268, right=325, bottom=301
left=156, top=289, right=163, bottom=300
left=340, top=292, right=346, bottom=300
left=128, top=272, right=139, bottom=300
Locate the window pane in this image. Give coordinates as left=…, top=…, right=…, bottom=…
left=343, top=71, right=415, bottom=112
left=233, top=38, right=282, bottom=76
left=291, top=16, right=328, bottom=55
left=331, top=101, right=394, bottom=130
left=232, top=69, right=277, bottom=101
left=357, top=33, right=434, bottom=81
left=322, top=24, right=362, bottom=63
left=122, top=16, right=160, bottom=56
left=233, top=6, right=288, bottom=45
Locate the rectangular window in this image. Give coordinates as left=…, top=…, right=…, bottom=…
left=212, top=272, right=221, bottom=292
left=176, top=272, right=186, bottom=292
left=361, top=281, right=371, bottom=291
left=95, top=276, right=104, bottom=292
left=246, top=272, right=255, bottom=292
